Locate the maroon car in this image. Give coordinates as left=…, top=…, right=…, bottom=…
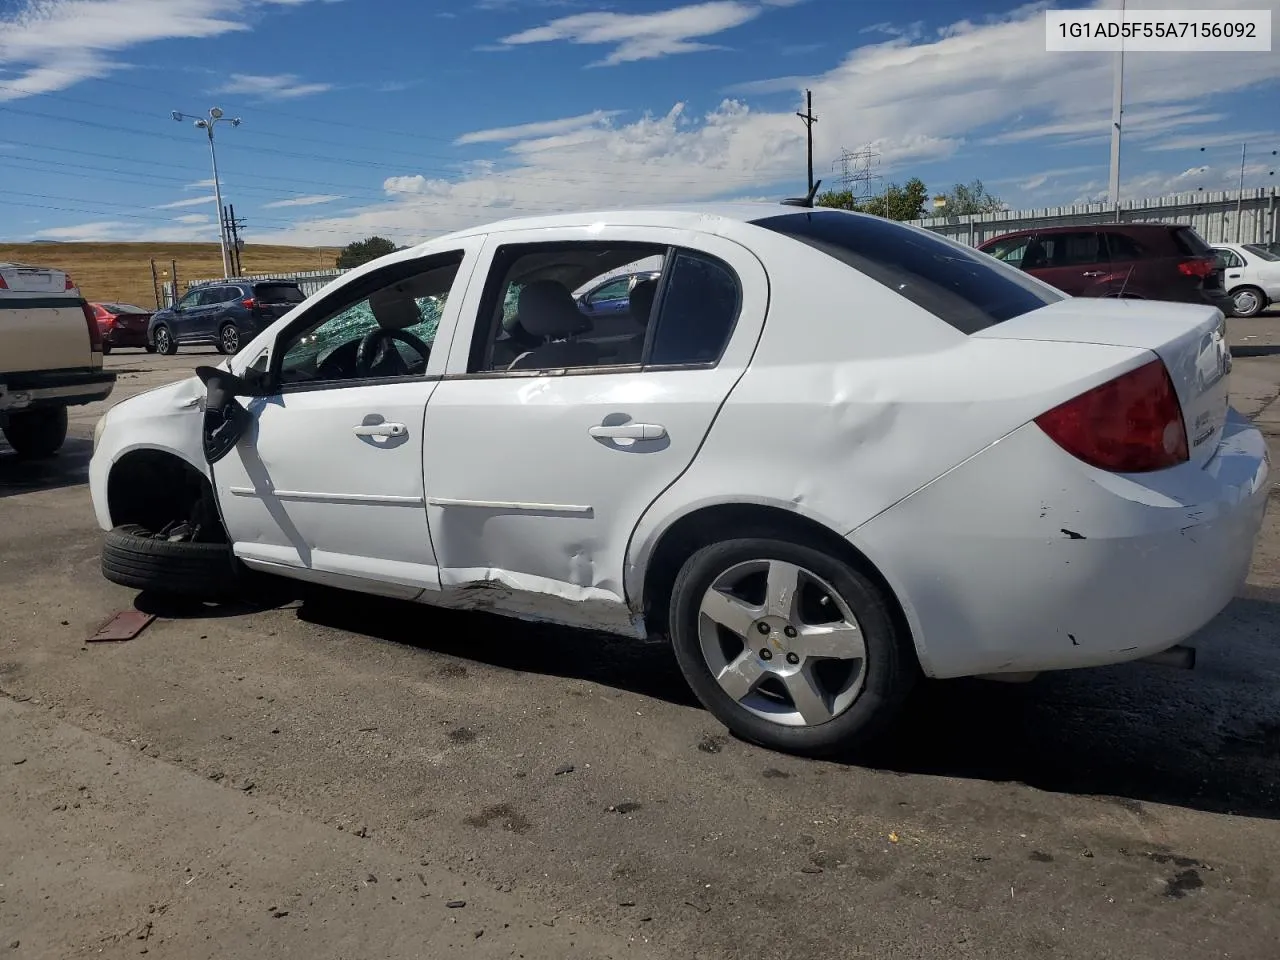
left=91, top=302, right=154, bottom=354
left=978, top=223, right=1234, bottom=315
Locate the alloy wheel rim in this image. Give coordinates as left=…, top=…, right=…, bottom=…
left=222, top=326, right=239, bottom=353
left=156, top=329, right=169, bottom=351
left=697, top=559, right=866, bottom=727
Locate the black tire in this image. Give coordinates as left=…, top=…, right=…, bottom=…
left=153, top=325, right=178, bottom=355
left=101, top=523, right=239, bottom=598
left=669, top=536, right=916, bottom=758
left=145, top=343, right=157, bottom=354
left=1231, top=286, right=1266, bottom=319
left=218, top=323, right=241, bottom=356
left=2, top=406, right=68, bottom=458
left=101, top=341, right=112, bottom=355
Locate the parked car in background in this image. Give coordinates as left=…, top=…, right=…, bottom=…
left=574, top=269, right=662, bottom=319
left=148, top=278, right=306, bottom=356
left=1, top=261, right=114, bottom=457
left=89, top=204, right=1264, bottom=757
left=1211, top=243, right=1280, bottom=318
left=91, top=301, right=154, bottom=354
left=979, top=223, right=1234, bottom=314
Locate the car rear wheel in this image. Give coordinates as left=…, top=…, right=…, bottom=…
left=1231, top=286, right=1266, bottom=319
left=101, top=342, right=112, bottom=355
left=145, top=343, right=157, bottom=354
left=668, top=537, right=916, bottom=757
left=101, top=523, right=240, bottom=598
left=153, top=325, right=177, bottom=355
left=2, top=406, right=68, bottom=458
left=218, top=323, right=240, bottom=355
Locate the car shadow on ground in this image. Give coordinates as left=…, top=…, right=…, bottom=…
left=284, top=583, right=1280, bottom=820
left=1231, top=344, right=1280, bottom=358
left=0, top=437, right=93, bottom=498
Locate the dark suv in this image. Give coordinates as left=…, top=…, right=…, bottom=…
left=148, top=279, right=306, bottom=355
left=978, top=223, right=1234, bottom=314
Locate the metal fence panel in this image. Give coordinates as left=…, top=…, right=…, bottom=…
left=168, top=268, right=349, bottom=306
left=908, top=187, right=1279, bottom=248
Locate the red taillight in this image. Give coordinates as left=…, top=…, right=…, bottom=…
left=241, top=297, right=257, bottom=310
left=1177, top=258, right=1215, bottom=278
left=1035, top=358, right=1188, bottom=473
left=0, top=274, right=7, bottom=289
left=64, top=274, right=76, bottom=290
left=81, top=300, right=103, bottom=352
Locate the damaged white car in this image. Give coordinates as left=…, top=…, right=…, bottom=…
left=89, top=203, right=1269, bottom=756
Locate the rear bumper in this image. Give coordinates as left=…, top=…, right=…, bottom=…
left=853, top=409, right=1269, bottom=678
left=0, top=368, right=116, bottom=412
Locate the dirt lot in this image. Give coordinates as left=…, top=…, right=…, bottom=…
left=3, top=315, right=1280, bottom=960
left=0, top=242, right=338, bottom=308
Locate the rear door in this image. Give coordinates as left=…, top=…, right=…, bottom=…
left=423, top=226, right=767, bottom=619
left=1025, top=231, right=1111, bottom=296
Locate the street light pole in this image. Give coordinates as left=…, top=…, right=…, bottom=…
left=1108, top=0, right=1126, bottom=221
left=172, top=107, right=241, bottom=278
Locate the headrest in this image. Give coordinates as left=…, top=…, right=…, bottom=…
left=516, top=280, right=589, bottom=339
left=630, top=278, right=658, bottom=325
left=369, top=288, right=423, bottom=331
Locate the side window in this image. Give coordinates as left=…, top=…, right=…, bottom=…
left=1105, top=233, right=1144, bottom=261
left=471, top=242, right=669, bottom=373
left=1215, top=249, right=1243, bottom=269
left=275, top=252, right=463, bottom=389
left=199, top=286, right=229, bottom=306
left=1041, top=232, right=1104, bottom=267
left=176, top=288, right=203, bottom=309
left=985, top=234, right=1032, bottom=267
left=585, top=277, right=632, bottom=304
left=648, top=252, right=741, bottom=366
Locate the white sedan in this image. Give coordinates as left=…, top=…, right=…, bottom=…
left=1213, top=242, right=1280, bottom=318
left=89, top=204, right=1268, bottom=757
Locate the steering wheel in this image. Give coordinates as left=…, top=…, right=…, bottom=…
left=355, top=328, right=431, bottom=378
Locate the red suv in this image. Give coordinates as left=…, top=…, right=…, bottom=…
left=978, top=223, right=1234, bottom=315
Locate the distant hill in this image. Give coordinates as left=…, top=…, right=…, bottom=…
left=0, top=242, right=339, bottom=308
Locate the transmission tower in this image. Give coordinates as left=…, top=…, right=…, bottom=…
left=832, top=146, right=882, bottom=204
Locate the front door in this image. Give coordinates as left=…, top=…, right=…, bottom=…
left=422, top=226, right=768, bottom=628
left=209, top=245, right=480, bottom=598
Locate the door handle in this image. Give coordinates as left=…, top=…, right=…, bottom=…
left=1082, top=271, right=1106, bottom=277
left=589, top=422, right=667, bottom=441
left=353, top=422, right=407, bottom=438
left=1228, top=273, right=1241, bottom=278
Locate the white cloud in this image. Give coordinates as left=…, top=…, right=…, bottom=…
left=262, top=194, right=342, bottom=208
left=455, top=110, right=623, bottom=145
left=495, top=1, right=770, bottom=66
left=172, top=213, right=211, bottom=223
left=185, top=178, right=217, bottom=189
left=0, top=0, right=333, bottom=100
left=154, top=194, right=217, bottom=209
left=216, top=72, right=332, bottom=99
left=35, top=220, right=133, bottom=240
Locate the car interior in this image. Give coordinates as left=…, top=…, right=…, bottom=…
left=481, top=243, right=668, bottom=372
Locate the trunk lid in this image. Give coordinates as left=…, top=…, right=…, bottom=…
left=0, top=263, right=69, bottom=293
left=973, top=298, right=1231, bottom=468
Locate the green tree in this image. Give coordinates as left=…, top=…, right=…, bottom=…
left=936, top=179, right=1004, bottom=216
left=815, top=177, right=929, bottom=221
left=336, top=236, right=399, bottom=270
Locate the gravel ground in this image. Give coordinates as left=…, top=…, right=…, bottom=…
left=2, top=312, right=1280, bottom=960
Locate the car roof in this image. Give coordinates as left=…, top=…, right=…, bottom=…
left=191, top=277, right=300, bottom=287
left=407, top=202, right=817, bottom=251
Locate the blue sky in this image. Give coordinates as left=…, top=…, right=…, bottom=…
left=0, top=0, right=1277, bottom=247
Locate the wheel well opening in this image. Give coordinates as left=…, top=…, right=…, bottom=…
left=106, top=450, right=227, bottom=543
left=641, top=504, right=914, bottom=653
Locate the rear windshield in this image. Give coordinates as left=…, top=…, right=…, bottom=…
left=1172, top=226, right=1214, bottom=257
left=1244, top=243, right=1280, bottom=262
left=752, top=211, right=1063, bottom=334
left=103, top=302, right=149, bottom=313
left=254, top=283, right=305, bottom=304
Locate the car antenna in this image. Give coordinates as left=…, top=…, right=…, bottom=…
left=1117, top=264, right=1135, bottom=300
left=781, top=179, right=822, bottom=208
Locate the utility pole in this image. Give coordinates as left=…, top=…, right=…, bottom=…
left=797, top=89, right=817, bottom=194
left=1236, top=143, right=1248, bottom=242
left=1108, top=0, right=1126, bottom=222
left=172, top=107, right=242, bottom=278
left=223, top=204, right=247, bottom=275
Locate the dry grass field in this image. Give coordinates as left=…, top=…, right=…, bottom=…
left=0, top=242, right=339, bottom=308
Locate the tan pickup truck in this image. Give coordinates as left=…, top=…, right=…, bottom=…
left=1, top=261, right=116, bottom=458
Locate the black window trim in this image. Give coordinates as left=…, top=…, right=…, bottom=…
left=459, top=241, right=742, bottom=380
left=266, top=248, right=467, bottom=396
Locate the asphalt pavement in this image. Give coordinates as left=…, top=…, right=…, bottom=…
left=2, top=314, right=1280, bottom=960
